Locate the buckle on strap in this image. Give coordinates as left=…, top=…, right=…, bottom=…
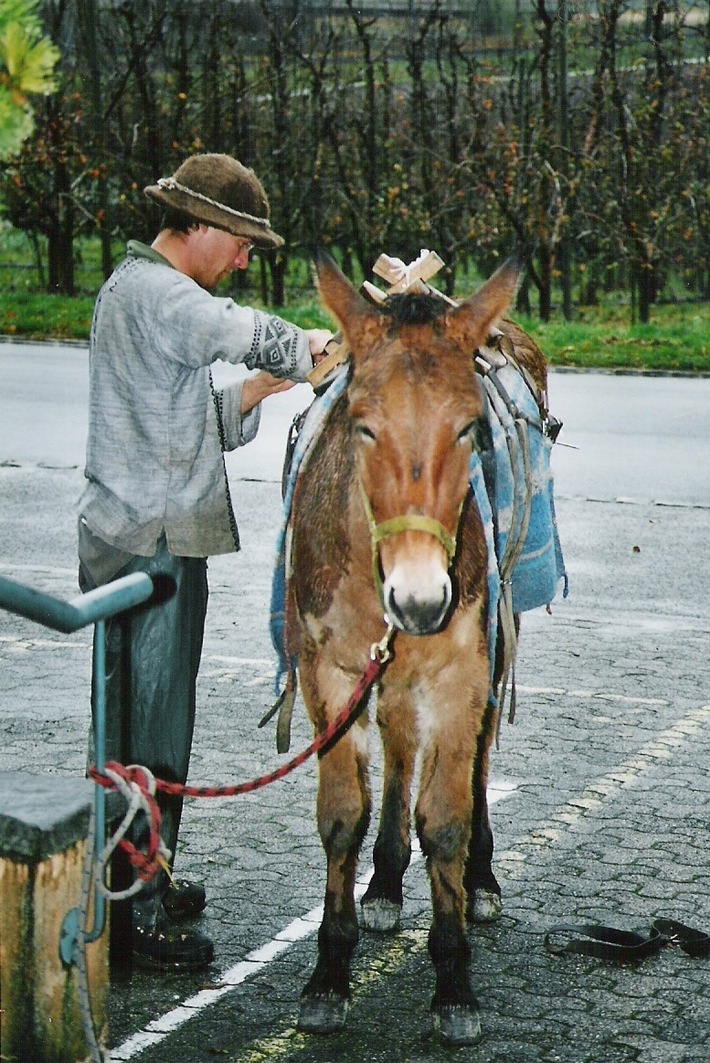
left=545, top=919, right=710, bottom=962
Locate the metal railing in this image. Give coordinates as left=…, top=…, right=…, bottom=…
left=0, top=571, right=155, bottom=963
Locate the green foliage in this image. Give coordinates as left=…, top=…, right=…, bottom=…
left=520, top=305, right=710, bottom=374
left=264, top=299, right=336, bottom=332
left=0, top=289, right=95, bottom=339
left=0, top=0, right=59, bottom=160
left=0, top=268, right=707, bottom=377
left=0, top=1, right=708, bottom=313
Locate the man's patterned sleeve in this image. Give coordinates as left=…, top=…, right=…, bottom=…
left=247, top=311, right=308, bottom=379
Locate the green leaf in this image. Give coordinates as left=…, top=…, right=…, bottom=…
left=0, top=0, right=58, bottom=160
left=0, top=85, right=33, bottom=158
left=0, top=0, right=39, bottom=34
left=1, top=19, right=59, bottom=96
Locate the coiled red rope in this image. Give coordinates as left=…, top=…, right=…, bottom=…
left=88, top=626, right=395, bottom=881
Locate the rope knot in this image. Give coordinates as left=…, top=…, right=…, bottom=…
left=88, top=760, right=171, bottom=896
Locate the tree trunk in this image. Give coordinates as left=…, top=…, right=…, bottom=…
left=270, top=254, right=287, bottom=308
left=47, top=195, right=75, bottom=295
left=636, top=257, right=654, bottom=325
left=537, top=241, right=552, bottom=322
left=46, top=120, right=74, bottom=295
left=557, top=0, right=573, bottom=320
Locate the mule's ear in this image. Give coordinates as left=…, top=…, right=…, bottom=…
left=313, top=250, right=383, bottom=359
left=445, top=255, right=523, bottom=353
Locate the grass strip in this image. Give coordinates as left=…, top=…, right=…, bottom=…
left=1, top=291, right=708, bottom=375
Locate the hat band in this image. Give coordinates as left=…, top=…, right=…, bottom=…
left=156, top=177, right=271, bottom=228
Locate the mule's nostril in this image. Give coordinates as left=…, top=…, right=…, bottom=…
left=386, top=586, right=406, bottom=628
left=385, top=580, right=452, bottom=636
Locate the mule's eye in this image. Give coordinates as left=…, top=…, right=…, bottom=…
left=356, top=424, right=376, bottom=443
left=456, top=420, right=477, bottom=445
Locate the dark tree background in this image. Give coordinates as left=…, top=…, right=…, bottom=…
left=1, top=0, right=708, bottom=323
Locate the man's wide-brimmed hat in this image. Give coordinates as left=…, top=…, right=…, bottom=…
left=144, top=154, right=284, bottom=249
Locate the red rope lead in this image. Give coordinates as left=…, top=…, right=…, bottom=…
left=89, top=630, right=393, bottom=802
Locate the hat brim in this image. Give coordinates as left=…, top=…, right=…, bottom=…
left=144, top=183, right=285, bottom=250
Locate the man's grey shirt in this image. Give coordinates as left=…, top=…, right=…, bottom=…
left=78, top=242, right=313, bottom=558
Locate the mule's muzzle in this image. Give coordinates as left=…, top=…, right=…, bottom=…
left=384, top=571, right=453, bottom=636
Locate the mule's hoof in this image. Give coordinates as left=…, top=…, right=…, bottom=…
left=297, top=993, right=349, bottom=1035
left=470, top=888, right=503, bottom=924
left=432, top=1004, right=482, bottom=1046
left=361, top=897, right=402, bottom=933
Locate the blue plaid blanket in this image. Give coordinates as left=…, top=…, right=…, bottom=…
left=480, top=356, right=567, bottom=614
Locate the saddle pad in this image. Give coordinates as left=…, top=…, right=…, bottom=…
left=270, top=358, right=566, bottom=693
left=480, top=352, right=567, bottom=614
left=269, top=368, right=350, bottom=687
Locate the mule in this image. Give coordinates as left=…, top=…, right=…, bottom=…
left=285, top=251, right=543, bottom=1045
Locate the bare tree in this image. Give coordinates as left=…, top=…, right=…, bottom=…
left=2, top=0, right=708, bottom=314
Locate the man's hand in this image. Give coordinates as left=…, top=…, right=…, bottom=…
left=240, top=371, right=296, bottom=414
left=306, top=328, right=334, bottom=365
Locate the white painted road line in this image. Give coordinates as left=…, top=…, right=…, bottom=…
left=495, top=703, right=710, bottom=881
left=516, top=684, right=668, bottom=706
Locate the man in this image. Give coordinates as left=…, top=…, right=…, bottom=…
left=77, top=154, right=330, bottom=970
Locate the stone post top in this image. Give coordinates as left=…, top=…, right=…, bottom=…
left=0, top=772, right=95, bottom=862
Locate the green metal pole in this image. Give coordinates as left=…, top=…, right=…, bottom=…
left=84, top=618, right=107, bottom=944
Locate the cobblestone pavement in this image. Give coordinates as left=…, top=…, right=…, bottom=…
left=2, top=359, right=710, bottom=1062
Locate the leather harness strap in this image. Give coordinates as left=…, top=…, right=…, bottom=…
left=369, top=512, right=458, bottom=561
left=358, top=479, right=462, bottom=615
left=545, top=919, right=710, bottom=962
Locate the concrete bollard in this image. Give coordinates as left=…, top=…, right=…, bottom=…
left=0, top=772, right=109, bottom=1063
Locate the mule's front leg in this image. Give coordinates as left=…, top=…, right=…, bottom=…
left=361, top=694, right=416, bottom=932
left=298, top=729, right=371, bottom=1034
left=417, top=737, right=482, bottom=1046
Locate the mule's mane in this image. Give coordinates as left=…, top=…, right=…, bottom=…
left=383, top=293, right=449, bottom=328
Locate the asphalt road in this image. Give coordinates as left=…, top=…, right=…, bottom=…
left=2, top=342, right=710, bottom=1063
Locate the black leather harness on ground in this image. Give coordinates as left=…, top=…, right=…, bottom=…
left=544, top=919, right=710, bottom=962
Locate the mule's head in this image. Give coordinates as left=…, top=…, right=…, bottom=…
left=314, top=251, right=521, bottom=636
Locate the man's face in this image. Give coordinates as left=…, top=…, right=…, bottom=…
left=191, top=226, right=253, bottom=289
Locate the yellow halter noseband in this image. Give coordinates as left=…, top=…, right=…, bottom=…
left=358, top=481, right=461, bottom=608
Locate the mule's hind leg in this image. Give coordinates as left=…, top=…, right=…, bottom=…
left=464, top=613, right=520, bottom=923
left=298, top=721, right=371, bottom=1035
left=464, top=699, right=502, bottom=924
left=361, top=695, right=416, bottom=932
